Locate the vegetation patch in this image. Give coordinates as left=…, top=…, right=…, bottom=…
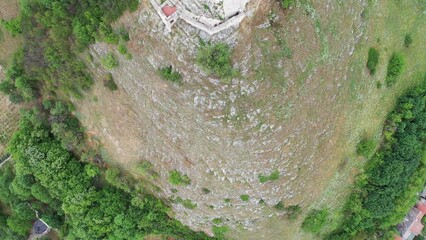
left=258, top=169, right=280, bottom=183
left=329, top=78, right=426, bottom=239
left=174, top=196, right=197, bottom=209
left=168, top=170, right=191, bottom=186
left=202, top=188, right=211, bottom=194
left=101, top=53, right=119, bottom=70
left=280, top=0, right=295, bottom=9
left=0, top=108, right=211, bottom=239
left=158, top=65, right=182, bottom=83
left=136, top=160, right=159, bottom=180
left=301, top=209, right=329, bottom=234
left=404, top=33, right=413, bottom=48
left=386, top=53, right=405, bottom=86
left=196, top=41, right=236, bottom=79
left=356, top=138, right=376, bottom=159
left=103, top=73, right=118, bottom=91
left=212, top=225, right=229, bottom=239
left=240, top=194, right=250, bottom=202
left=366, top=47, right=379, bottom=75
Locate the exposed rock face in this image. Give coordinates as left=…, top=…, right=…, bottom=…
left=84, top=0, right=369, bottom=236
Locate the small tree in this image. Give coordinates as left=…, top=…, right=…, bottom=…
left=103, top=73, right=118, bottom=91
left=100, top=53, right=119, bottom=70
left=196, top=42, right=235, bottom=79
left=158, top=65, right=182, bottom=83
left=280, top=0, right=295, bottom=9
left=168, top=170, right=191, bottom=186
left=240, top=194, right=250, bottom=202
left=404, top=33, right=413, bottom=48
left=356, top=138, right=376, bottom=159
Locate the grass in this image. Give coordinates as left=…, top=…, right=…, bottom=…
left=356, top=138, right=376, bottom=159
left=196, top=41, right=236, bottom=80
left=258, top=169, right=280, bottom=183
left=100, top=53, right=119, bottom=70
left=135, top=160, right=159, bottom=180
left=168, top=170, right=191, bottom=186
left=367, top=47, right=379, bottom=75
left=103, top=73, right=118, bottom=91
left=386, top=52, right=405, bottom=86
left=174, top=196, right=197, bottom=209
left=404, top=33, right=413, bottom=48
left=158, top=65, right=182, bottom=83
left=240, top=194, right=250, bottom=202
left=212, top=225, right=229, bottom=238
left=301, top=209, right=329, bottom=234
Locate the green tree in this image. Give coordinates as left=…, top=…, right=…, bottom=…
left=196, top=42, right=235, bottom=79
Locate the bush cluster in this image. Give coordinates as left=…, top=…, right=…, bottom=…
left=159, top=65, right=182, bottom=83
left=280, top=0, right=295, bottom=9
left=301, top=209, right=329, bottom=234
left=367, top=47, right=379, bottom=75
left=101, top=53, right=119, bottom=70
left=329, top=78, right=426, bottom=239
left=196, top=42, right=236, bottom=79
left=356, top=138, right=376, bottom=159
left=258, top=169, right=280, bottom=183
left=169, top=170, right=191, bottom=186
left=386, top=53, right=405, bottom=86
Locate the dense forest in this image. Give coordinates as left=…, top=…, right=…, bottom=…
left=330, top=76, right=426, bottom=239
left=0, top=0, right=214, bottom=239
left=0, top=107, right=212, bottom=239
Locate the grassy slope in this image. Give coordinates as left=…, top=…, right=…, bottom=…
left=313, top=0, right=426, bottom=236
left=230, top=0, right=426, bottom=239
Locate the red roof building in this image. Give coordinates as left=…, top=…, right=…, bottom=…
left=162, top=5, right=177, bottom=17
left=397, top=199, right=426, bottom=240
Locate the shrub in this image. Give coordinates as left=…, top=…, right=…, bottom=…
left=84, top=164, right=99, bottom=178
left=240, top=194, right=250, bottom=202
left=118, top=44, right=129, bottom=55
left=212, top=218, right=222, bottom=225
left=100, top=53, right=119, bottom=70
left=258, top=169, right=280, bottom=183
left=285, top=205, right=302, bottom=220
left=301, top=209, right=329, bottom=234
left=274, top=201, right=285, bottom=210
left=103, top=73, right=118, bottom=91
left=202, top=188, right=211, bottom=194
left=1, top=18, right=22, bottom=37
left=136, top=161, right=159, bottom=180
left=280, top=0, right=295, bottom=9
left=174, top=196, right=197, bottom=209
left=196, top=42, right=235, bottom=79
left=404, top=33, right=413, bottom=48
left=385, top=53, right=405, bottom=86
left=117, top=27, right=130, bottom=42
left=212, top=225, right=229, bottom=238
left=367, top=47, right=379, bottom=75
left=158, top=65, right=182, bottom=83
left=168, top=170, right=191, bottom=186
left=356, top=138, right=376, bottom=159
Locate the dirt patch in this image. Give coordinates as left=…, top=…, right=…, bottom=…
left=0, top=0, right=22, bottom=65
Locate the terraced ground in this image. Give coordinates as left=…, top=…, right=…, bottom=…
left=73, top=0, right=426, bottom=238
left=0, top=0, right=21, bottom=157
